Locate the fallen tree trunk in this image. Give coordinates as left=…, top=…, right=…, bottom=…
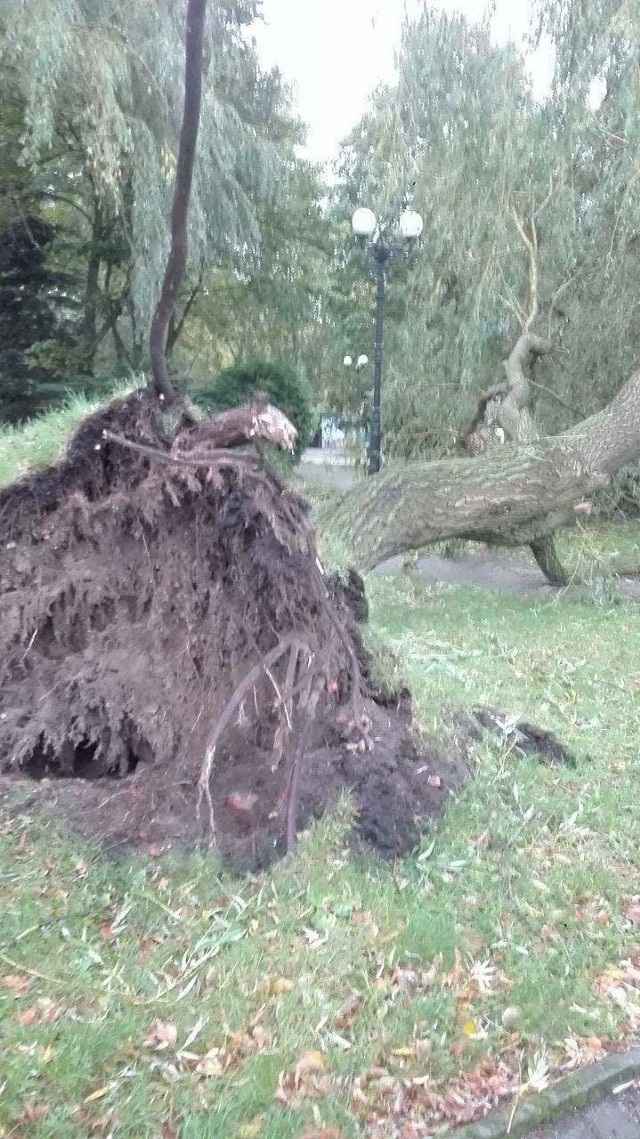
left=334, top=369, right=640, bottom=569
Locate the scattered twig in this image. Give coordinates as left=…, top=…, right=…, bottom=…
left=286, top=673, right=325, bottom=853
left=102, top=430, right=254, bottom=471
left=196, top=636, right=309, bottom=841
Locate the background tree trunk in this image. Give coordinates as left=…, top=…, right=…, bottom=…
left=148, top=0, right=207, bottom=404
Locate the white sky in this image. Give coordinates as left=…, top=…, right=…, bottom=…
left=251, top=0, right=553, bottom=165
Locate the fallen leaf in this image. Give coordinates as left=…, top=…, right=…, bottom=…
left=196, top=1048, right=226, bottom=1077
left=84, top=1087, right=109, bottom=1104
left=2, top=973, right=32, bottom=995
left=14, top=1102, right=47, bottom=1124
left=227, top=1025, right=273, bottom=1056
left=593, top=964, right=625, bottom=994
left=254, top=976, right=294, bottom=997
left=36, top=997, right=62, bottom=1024
left=295, top=1050, right=325, bottom=1080
left=15, top=1007, right=37, bottom=1027
left=351, top=909, right=379, bottom=938
left=623, top=897, right=640, bottom=925
left=622, top=962, right=640, bottom=990
left=143, top=1019, right=178, bottom=1049
left=334, top=991, right=362, bottom=1028
left=87, top=1108, right=117, bottom=1133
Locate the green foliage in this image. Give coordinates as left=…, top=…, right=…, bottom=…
left=4, top=0, right=640, bottom=457
left=0, top=0, right=307, bottom=421
left=199, top=359, right=315, bottom=454
left=323, top=2, right=640, bottom=458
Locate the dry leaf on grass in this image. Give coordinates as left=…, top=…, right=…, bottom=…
left=143, top=1020, right=178, bottom=1050
left=333, top=991, right=362, bottom=1029
left=14, top=1102, right=48, bottom=1125
left=253, top=976, right=294, bottom=997
left=623, top=897, right=640, bottom=925
left=351, top=909, right=379, bottom=938
left=275, top=1050, right=333, bottom=1110
left=2, top=973, right=33, bottom=995
left=227, top=1024, right=274, bottom=1056
left=15, top=1006, right=38, bottom=1026
left=196, top=1048, right=226, bottom=1077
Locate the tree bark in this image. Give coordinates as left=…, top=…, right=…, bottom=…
left=461, top=329, right=573, bottom=583
left=148, top=0, right=207, bottom=403
left=80, top=198, right=103, bottom=372
left=175, top=395, right=298, bottom=453
left=333, top=368, right=640, bottom=569
left=104, top=395, right=298, bottom=460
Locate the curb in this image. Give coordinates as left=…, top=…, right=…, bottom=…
left=448, top=1047, right=640, bottom=1139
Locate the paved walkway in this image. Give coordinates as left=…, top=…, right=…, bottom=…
left=527, top=1085, right=640, bottom=1137
left=297, top=447, right=359, bottom=492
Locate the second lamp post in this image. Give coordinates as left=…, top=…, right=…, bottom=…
left=351, top=204, right=423, bottom=474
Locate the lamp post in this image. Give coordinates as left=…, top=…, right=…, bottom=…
left=351, top=203, right=423, bottom=474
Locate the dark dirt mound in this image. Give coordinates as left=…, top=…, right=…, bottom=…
left=464, top=706, right=577, bottom=766
left=0, top=700, right=468, bottom=869
left=0, top=391, right=468, bottom=866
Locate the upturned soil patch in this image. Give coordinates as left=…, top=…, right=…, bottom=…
left=0, top=392, right=469, bottom=868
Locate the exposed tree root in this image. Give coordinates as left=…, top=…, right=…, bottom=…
left=0, top=390, right=471, bottom=864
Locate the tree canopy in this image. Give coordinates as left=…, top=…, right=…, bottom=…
left=2, top=0, right=640, bottom=469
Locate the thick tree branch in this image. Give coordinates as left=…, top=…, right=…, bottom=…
left=334, top=369, right=640, bottom=569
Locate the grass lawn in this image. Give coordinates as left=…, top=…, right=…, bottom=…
left=0, top=387, right=136, bottom=487
left=1, top=410, right=639, bottom=1137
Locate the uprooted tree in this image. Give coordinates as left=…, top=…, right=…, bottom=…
left=0, top=0, right=628, bottom=864
left=0, top=0, right=466, bottom=864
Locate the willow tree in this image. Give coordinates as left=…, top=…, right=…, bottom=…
left=330, top=1, right=640, bottom=568
left=530, top=0, right=640, bottom=424
left=327, top=1, right=640, bottom=463
left=328, top=10, right=566, bottom=455
left=1, top=0, right=298, bottom=411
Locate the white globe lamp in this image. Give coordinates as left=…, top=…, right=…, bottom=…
left=351, top=207, right=377, bottom=239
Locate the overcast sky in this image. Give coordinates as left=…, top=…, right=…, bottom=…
left=251, top=0, right=553, bottom=165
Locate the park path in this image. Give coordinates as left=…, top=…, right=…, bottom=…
left=525, top=1084, right=640, bottom=1138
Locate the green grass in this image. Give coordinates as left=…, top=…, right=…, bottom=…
left=2, top=423, right=640, bottom=1135
left=0, top=384, right=135, bottom=487
left=3, top=567, right=640, bottom=1136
